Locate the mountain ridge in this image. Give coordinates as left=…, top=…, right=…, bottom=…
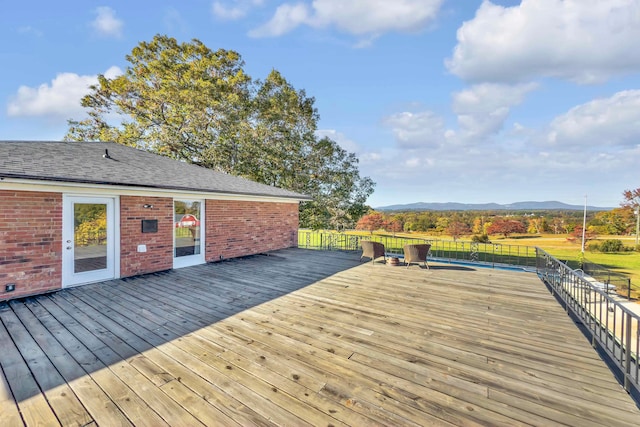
left=376, top=201, right=613, bottom=211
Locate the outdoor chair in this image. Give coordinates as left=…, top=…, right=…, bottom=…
left=403, top=244, right=431, bottom=269
left=360, top=241, right=386, bottom=264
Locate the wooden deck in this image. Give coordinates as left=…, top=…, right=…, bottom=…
left=1, top=248, right=639, bottom=426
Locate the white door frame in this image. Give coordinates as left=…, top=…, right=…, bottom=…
left=173, top=198, right=205, bottom=269
left=62, top=195, right=119, bottom=287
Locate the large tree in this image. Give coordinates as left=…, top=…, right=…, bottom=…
left=446, top=221, right=471, bottom=241
left=486, top=218, right=526, bottom=238
left=622, top=188, right=640, bottom=245
left=622, top=188, right=640, bottom=208
left=66, top=34, right=374, bottom=229
left=355, top=212, right=386, bottom=234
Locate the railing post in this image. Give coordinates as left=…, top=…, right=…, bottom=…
left=624, top=313, right=632, bottom=392
left=492, top=244, right=496, bottom=268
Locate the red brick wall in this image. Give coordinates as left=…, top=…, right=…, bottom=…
left=0, top=192, right=298, bottom=301
left=205, top=200, right=299, bottom=261
left=0, top=190, right=62, bottom=300
left=120, top=196, right=173, bottom=277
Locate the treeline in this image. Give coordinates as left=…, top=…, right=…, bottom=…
left=355, top=207, right=637, bottom=237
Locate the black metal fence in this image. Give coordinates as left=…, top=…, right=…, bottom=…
left=298, top=230, right=537, bottom=270
left=582, top=259, right=633, bottom=298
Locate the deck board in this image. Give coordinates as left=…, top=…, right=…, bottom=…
left=9, top=300, right=133, bottom=427
left=1, top=248, right=639, bottom=426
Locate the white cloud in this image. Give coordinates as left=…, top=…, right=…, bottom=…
left=249, top=3, right=310, bottom=37
left=360, top=152, right=382, bottom=163
left=405, top=157, right=421, bottom=168
left=91, top=6, right=124, bottom=38
left=212, top=0, right=265, bottom=20
left=383, top=111, right=446, bottom=149
left=364, top=87, right=640, bottom=206
left=447, top=0, right=640, bottom=84
left=103, top=66, right=122, bottom=79
left=452, top=83, right=537, bottom=140
left=545, top=90, right=640, bottom=149
left=250, top=0, right=443, bottom=39
left=7, top=67, right=122, bottom=118
left=212, top=3, right=246, bottom=20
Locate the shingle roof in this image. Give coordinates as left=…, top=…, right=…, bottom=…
left=0, top=141, right=310, bottom=200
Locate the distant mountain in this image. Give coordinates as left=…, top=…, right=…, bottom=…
left=376, top=201, right=613, bottom=212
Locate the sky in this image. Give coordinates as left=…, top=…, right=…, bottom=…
left=2, top=0, right=640, bottom=209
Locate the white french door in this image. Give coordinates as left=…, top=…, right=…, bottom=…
left=173, top=199, right=205, bottom=268
left=63, top=196, right=117, bottom=287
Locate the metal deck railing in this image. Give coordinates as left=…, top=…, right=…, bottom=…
left=298, top=230, right=537, bottom=270
left=536, top=249, right=639, bottom=400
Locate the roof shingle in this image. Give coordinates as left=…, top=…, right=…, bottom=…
left=0, top=141, right=310, bottom=200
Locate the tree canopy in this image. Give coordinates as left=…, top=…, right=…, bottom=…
left=485, top=218, right=526, bottom=238
left=355, top=213, right=386, bottom=234
left=622, top=188, right=640, bottom=209
left=66, top=34, right=374, bottom=229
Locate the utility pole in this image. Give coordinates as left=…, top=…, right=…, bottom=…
left=581, top=195, right=587, bottom=253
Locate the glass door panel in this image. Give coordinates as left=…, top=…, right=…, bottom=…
left=74, top=203, right=107, bottom=272
left=174, top=199, right=204, bottom=267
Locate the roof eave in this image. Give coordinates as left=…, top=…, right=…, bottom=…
left=0, top=174, right=312, bottom=202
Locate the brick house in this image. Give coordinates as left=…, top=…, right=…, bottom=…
left=0, top=141, right=309, bottom=301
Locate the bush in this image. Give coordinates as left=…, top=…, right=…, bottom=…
left=589, top=239, right=626, bottom=253
left=471, top=234, right=491, bottom=243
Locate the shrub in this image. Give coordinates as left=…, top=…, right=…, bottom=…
left=591, top=239, right=626, bottom=253
left=471, top=234, right=491, bottom=243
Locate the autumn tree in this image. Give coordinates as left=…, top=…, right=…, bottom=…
left=486, top=218, right=526, bottom=238
left=527, top=217, right=547, bottom=234
left=355, top=213, right=386, bottom=234
left=622, top=188, right=640, bottom=209
left=622, top=188, right=640, bottom=245
left=472, top=216, right=487, bottom=234
left=66, top=34, right=374, bottom=230
left=383, top=218, right=403, bottom=236
left=570, top=226, right=597, bottom=243
left=446, top=221, right=471, bottom=241
left=590, top=208, right=634, bottom=235
left=435, top=217, right=450, bottom=233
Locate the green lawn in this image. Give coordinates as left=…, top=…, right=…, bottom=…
left=486, top=235, right=639, bottom=278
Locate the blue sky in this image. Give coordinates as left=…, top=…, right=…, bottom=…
left=2, top=0, right=640, bottom=208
